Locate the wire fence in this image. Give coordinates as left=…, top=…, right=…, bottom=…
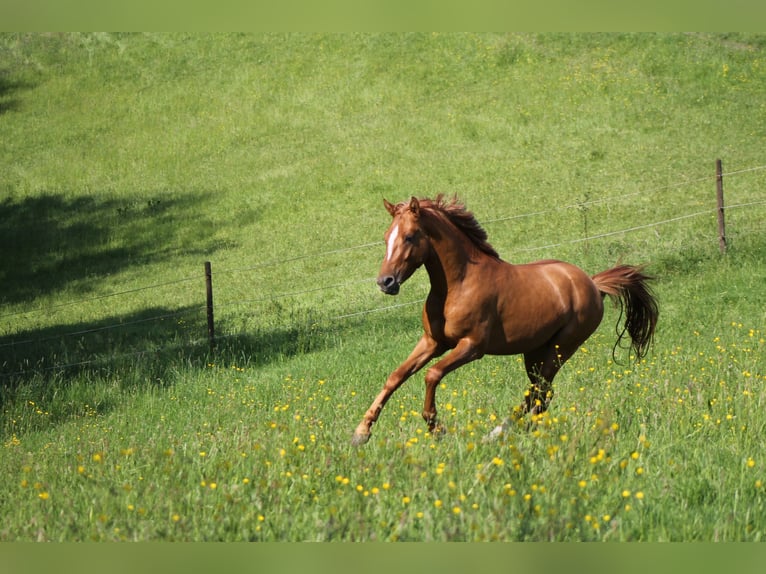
left=1, top=161, right=764, bottom=379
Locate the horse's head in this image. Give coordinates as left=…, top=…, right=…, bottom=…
left=377, top=197, right=431, bottom=295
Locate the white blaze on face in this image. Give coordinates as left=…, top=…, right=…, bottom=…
left=386, top=223, right=399, bottom=262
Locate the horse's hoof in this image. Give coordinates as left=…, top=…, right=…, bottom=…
left=483, top=424, right=505, bottom=443
left=350, top=432, right=371, bottom=447
left=429, top=425, right=447, bottom=441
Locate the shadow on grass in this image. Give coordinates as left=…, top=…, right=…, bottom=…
left=0, top=69, right=32, bottom=114
left=0, top=191, right=237, bottom=307
left=0, top=304, right=340, bottom=434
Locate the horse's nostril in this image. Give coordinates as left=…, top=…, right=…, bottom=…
left=377, top=275, right=399, bottom=294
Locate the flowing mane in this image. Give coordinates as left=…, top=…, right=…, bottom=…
left=421, top=194, right=500, bottom=259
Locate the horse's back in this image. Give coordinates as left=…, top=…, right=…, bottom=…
left=511, top=259, right=602, bottom=314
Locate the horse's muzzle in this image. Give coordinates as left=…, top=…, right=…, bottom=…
left=377, top=275, right=400, bottom=295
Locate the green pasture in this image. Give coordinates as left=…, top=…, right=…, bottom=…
left=1, top=33, right=765, bottom=541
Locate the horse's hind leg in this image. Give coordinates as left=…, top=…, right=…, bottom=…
left=520, top=347, right=565, bottom=416
left=485, top=339, right=578, bottom=441
left=518, top=303, right=603, bottom=419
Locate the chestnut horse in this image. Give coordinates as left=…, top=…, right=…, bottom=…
left=351, top=195, right=658, bottom=446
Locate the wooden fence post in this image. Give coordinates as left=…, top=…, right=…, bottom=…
left=204, top=261, right=216, bottom=349
left=716, top=159, right=727, bottom=254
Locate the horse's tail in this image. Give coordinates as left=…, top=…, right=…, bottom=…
left=592, top=264, right=659, bottom=361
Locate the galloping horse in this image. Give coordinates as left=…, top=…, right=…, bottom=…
left=351, top=195, right=658, bottom=446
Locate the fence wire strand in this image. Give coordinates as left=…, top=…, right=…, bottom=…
left=4, top=162, right=765, bottom=321
left=511, top=199, right=765, bottom=254
left=2, top=164, right=765, bottom=378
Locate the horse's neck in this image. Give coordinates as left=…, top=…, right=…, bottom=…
left=423, top=218, right=477, bottom=295
left=424, top=251, right=449, bottom=296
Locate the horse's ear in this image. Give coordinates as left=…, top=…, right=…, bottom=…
left=383, top=199, right=397, bottom=217
left=408, top=196, right=420, bottom=217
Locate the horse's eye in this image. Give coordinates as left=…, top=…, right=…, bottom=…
left=404, top=234, right=415, bottom=243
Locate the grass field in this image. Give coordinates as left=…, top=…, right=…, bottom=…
left=1, top=33, right=765, bottom=541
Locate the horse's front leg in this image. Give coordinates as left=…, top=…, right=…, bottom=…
left=351, top=335, right=443, bottom=446
left=421, top=338, right=483, bottom=438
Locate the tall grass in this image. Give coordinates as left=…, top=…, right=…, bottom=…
left=1, top=33, right=765, bottom=541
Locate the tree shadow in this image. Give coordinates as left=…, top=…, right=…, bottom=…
left=0, top=305, right=205, bottom=389
left=0, top=303, right=338, bottom=432
left=0, top=191, right=229, bottom=306
left=0, top=70, right=30, bottom=114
